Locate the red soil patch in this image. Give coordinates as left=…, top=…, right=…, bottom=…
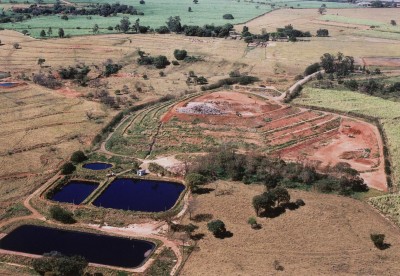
left=159, top=91, right=386, bottom=191
left=278, top=118, right=387, bottom=191
left=56, top=86, right=82, bottom=98
left=363, top=57, right=400, bottom=67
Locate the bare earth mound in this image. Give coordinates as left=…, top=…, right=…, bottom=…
left=181, top=182, right=400, bottom=275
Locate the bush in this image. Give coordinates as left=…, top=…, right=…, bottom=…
left=316, top=28, right=329, bottom=37
left=173, top=49, right=188, bottom=60
left=223, top=14, right=234, bottom=20
left=49, top=205, right=76, bottom=224
left=370, top=233, right=385, bottom=249
left=172, top=60, right=179, bottom=66
left=61, top=162, right=76, bottom=175
left=185, top=173, right=207, bottom=190
left=295, top=199, right=305, bottom=206
left=304, top=62, right=321, bottom=76
left=343, top=79, right=358, bottom=91
left=207, top=219, right=226, bottom=237
left=247, top=217, right=257, bottom=225
left=70, top=150, right=87, bottom=163
left=33, top=255, right=87, bottom=275
left=155, top=26, right=170, bottom=34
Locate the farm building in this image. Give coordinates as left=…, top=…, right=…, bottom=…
left=137, top=169, right=146, bottom=176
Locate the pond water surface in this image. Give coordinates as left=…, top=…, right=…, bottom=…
left=82, top=162, right=113, bottom=170
left=0, top=225, right=155, bottom=268
left=93, top=178, right=185, bottom=212
left=51, top=181, right=99, bottom=204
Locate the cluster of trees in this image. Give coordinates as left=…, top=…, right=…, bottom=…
left=344, top=78, right=400, bottom=96
left=32, top=72, right=62, bottom=89
left=252, top=186, right=290, bottom=216
left=271, top=24, right=311, bottom=42
left=137, top=51, right=170, bottom=69
left=162, top=16, right=234, bottom=38
left=103, top=62, right=122, bottom=77
left=33, top=253, right=87, bottom=275
left=241, top=26, right=269, bottom=43
left=371, top=0, right=398, bottom=8
left=320, top=52, right=354, bottom=77
left=49, top=205, right=75, bottom=224
left=58, top=63, right=90, bottom=86
left=13, top=2, right=140, bottom=18
left=186, top=145, right=368, bottom=196
left=200, top=75, right=259, bottom=91
left=316, top=28, right=329, bottom=37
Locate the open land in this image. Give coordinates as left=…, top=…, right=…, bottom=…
left=0, top=3, right=400, bottom=275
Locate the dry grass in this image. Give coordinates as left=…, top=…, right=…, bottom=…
left=180, top=181, right=400, bottom=275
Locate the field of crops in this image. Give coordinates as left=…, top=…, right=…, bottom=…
left=294, top=87, right=400, bottom=186
left=0, top=0, right=356, bottom=38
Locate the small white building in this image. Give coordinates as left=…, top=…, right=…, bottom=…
left=137, top=169, right=146, bottom=176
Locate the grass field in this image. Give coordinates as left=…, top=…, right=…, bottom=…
left=180, top=181, right=400, bottom=275
left=0, top=0, right=356, bottom=38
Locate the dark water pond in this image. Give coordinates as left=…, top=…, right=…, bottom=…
left=51, top=181, right=99, bottom=204
left=0, top=82, right=16, bottom=87
left=93, top=178, right=185, bottom=212
left=82, top=162, right=112, bottom=170
left=0, top=225, right=155, bottom=268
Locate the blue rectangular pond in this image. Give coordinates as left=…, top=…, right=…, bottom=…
left=83, top=162, right=113, bottom=170
left=0, top=225, right=155, bottom=268
left=93, top=178, right=185, bottom=212
left=0, top=82, right=17, bottom=87
left=51, top=181, right=99, bottom=205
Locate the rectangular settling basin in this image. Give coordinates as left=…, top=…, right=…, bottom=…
left=0, top=225, right=155, bottom=268
left=51, top=181, right=99, bottom=204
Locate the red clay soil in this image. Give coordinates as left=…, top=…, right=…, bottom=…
left=278, top=118, right=387, bottom=191
left=56, top=86, right=82, bottom=98
left=160, top=91, right=387, bottom=191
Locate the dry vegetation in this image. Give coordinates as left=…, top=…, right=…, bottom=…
left=180, top=181, right=400, bottom=275
left=0, top=5, right=400, bottom=275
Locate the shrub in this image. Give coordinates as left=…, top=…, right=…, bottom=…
left=247, top=217, right=257, bottom=225
left=343, top=79, right=358, bottom=91
left=70, top=150, right=87, bottom=163
left=104, top=63, right=122, bottom=77
left=49, top=205, right=76, bottom=224
left=33, top=255, right=87, bottom=275
left=185, top=173, right=207, bottom=190
left=370, top=233, right=385, bottom=249
left=207, top=219, right=226, bottom=237
left=223, top=14, right=234, bottom=20
left=304, top=62, right=321, bottom=76
left=295, top=199, right=305, bottom=206
left=61, top=162, right=76, bottom=175
left=174, top=49, right=188, bottom=60
left=172, top=60, right=179, bottom=66
left=316, top=28, right=329, bottom=37
left=155, top=26, right=170, bottom=34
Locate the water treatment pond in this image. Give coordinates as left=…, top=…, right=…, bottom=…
left=0, top=225, right=155, bottom=268
left=82, top=162, right=112, bottom=170
left=93, top=178, right=185, bottom=212
left=0, top=82, right=16, bottom=87
left=51, top=181, right=99, bottom=204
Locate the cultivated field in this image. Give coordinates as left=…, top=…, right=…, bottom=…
left=180, top=181, right=400, bottom=275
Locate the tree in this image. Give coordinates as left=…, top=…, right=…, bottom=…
left=271, top=187, right=290, bottom=206
left=70, top=150, right=87, bottom=163
left=61, top=15, right=68, bottom=20
left=61, top=162, right=76, bottom=174
left=166, top=16, right=182, bottom=33
left=223, top=14, right=234, bottom=20
left=207, top=219, right=226, bottom=237
left=92, top=24, right=99, bottom=34
left=185, top=172, right=207, bottom=191
left=370, top=233, right=386, bottom=249
left=153, top=55, right=170, bottom=69
left=22, top=29, right=29, bottom=35
left=40, top=29, right=46, bottom=37
left=318, top=6, right=326, bottom=15
left=193, top=0, right=198, bottom=3
left=316, top=28, right=329, bottom=37
left=390, top=20, right=397, bottom=26
left=320, top=53, right=335, bottom=73
left=139, top=0, right=145, bottom=4
left=13, top=43, right=20, bottom=49
left=58, top=28, right=65, bottom=38
left=173, top=49, right=188, bottom=60
left=188, top=7, right=192, bottom=12
left=252, top=193, right=275, bottom=216
left=120, top=17, right=131, bottom=33
left=47, top=27, right=53, bottom=36
left=49, top=205, right=76, bottom=224
left=37, top=58, right=46, bottom=67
